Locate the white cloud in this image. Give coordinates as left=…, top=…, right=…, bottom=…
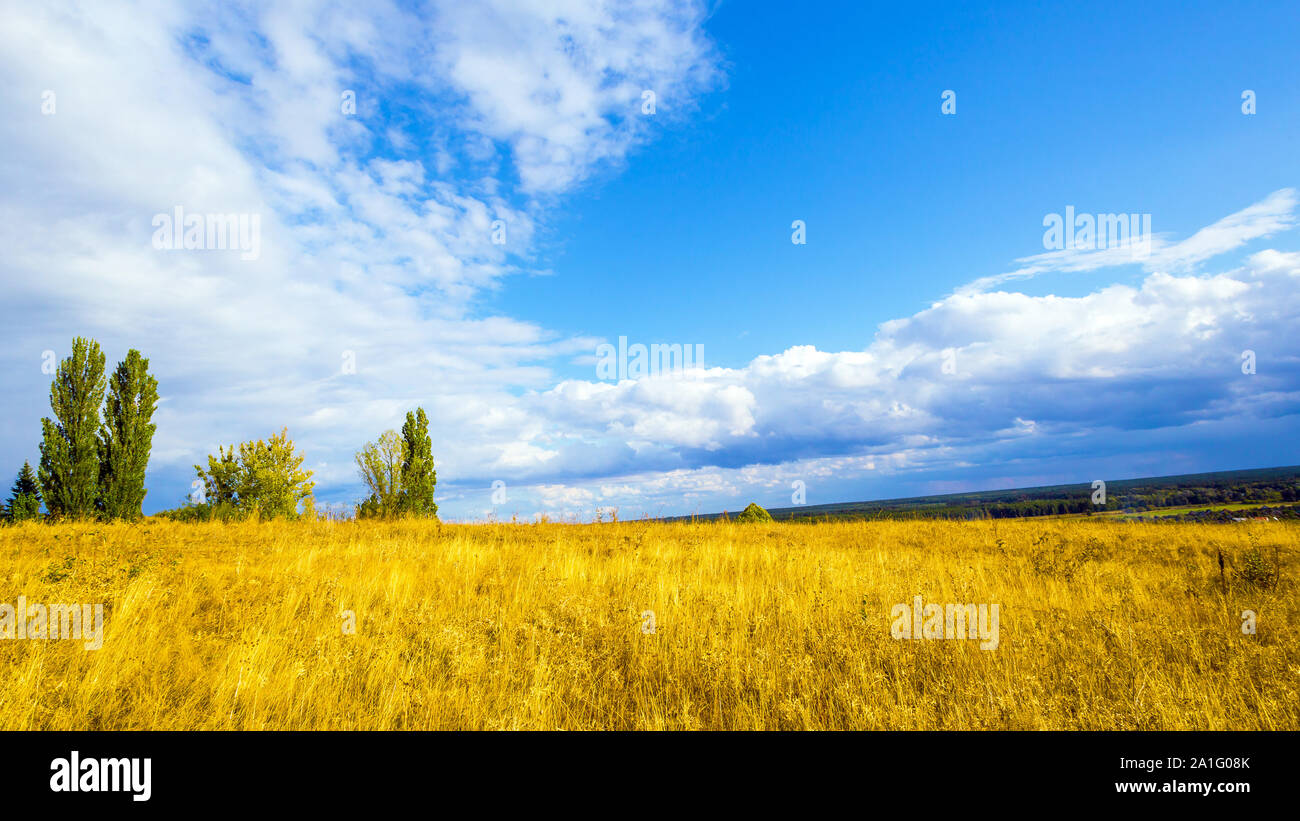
left=492, top=244, right=1300, bottom=514
left=428, top=0, right=721, bottom=191
left=0, top=0, right=724, bottom=515
left=3, top=2, right=1297, bottom=522
left=960, top=189, right=1297, bottom=294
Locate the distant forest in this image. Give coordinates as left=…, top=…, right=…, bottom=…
left=675, top=466, right=1300, bottom=523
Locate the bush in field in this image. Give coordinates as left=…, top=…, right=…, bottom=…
left=735, top=502, right=773, bottom=522
left=1235, top=548, right=1279, bottom=589
left=1234, top=533, right=1281, bottom=590
left=194, top=428, right=315, bottom=519
left=155, top=500, right=242, bottom=523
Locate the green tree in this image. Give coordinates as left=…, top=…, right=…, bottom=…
left=398, top=407, right=438, bottom=518
left=39, top=337, right=107, bottom=519
left=194, top=428, right=315, bottom=519
left=197, top=445, right=241, bottom=506
left=355, top=429, right=404, bottom=519
left=5, top=462, right=43, bottom=522
left=98, top=349, right=159, bottom=520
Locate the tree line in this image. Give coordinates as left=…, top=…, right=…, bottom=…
left=168, top=408, right=437, bottom=521
left=4, top=336, right=439, bottom=523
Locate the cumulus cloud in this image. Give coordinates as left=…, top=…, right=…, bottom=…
left=485, top=237, right=1299, bottom=516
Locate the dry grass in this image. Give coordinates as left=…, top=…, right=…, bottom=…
left=1, top=517, right=1296, bottom=730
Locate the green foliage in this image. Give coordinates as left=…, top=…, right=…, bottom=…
left=194, top=428, right=315, bottom=519
left=39, top=337, right=107, bottom=519
left=355, top=429, right=404, bottom=519
left=735, top=502, right=773, bottom=522
left=155, top=501, right=241, bottom=523
left=39, top=555, right=80, bottom=584
left=397, top=407, right=438, bottom=519
left=353, top=409, right=439, bottom=520
left=1234, top=534, right=1280, bottom=590
left=199, top=446, right=241, bottom=506
left=1234, top=548, right=1279, bottom=589
left=98, top=349, right=159, bottom=520
left=5, top=462, right=43, bottom=522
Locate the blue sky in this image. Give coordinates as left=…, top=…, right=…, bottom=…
left=2, top=0, right=1298, bottom=520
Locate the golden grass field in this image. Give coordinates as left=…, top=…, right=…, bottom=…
left=1, top=517, right=1296, bottom=730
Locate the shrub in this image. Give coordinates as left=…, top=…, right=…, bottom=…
left=735, top=502, right=773, bottom=523
left=1234, top=547, right=1280, bottom=589
left=193, top=429, right=315, bottom=519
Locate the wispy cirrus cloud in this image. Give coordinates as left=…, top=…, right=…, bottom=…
left=959, top=188, right=1297, bottom=294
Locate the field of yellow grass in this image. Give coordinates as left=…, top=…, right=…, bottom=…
left=1, top=517, right=1296, bottom=730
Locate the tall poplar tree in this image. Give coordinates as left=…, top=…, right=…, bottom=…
left=398, top=407, right=438, bottom=518
left=98, top=349, right=159, bottom=520
left=39, top=337, right=107, bottom=519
